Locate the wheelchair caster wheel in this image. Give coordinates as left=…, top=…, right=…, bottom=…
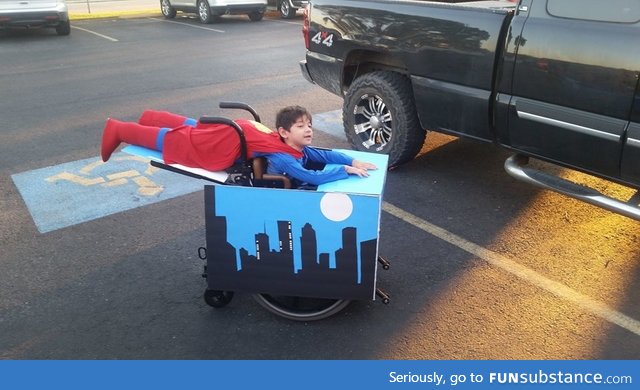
left=204, top=289, right=234, bottom=308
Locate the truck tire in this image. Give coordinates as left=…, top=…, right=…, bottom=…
left=343, top=71, right=425, bottom=167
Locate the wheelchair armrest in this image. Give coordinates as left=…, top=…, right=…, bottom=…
left=252, top=157, right=291, bottom=189
left=259, top=174, right=292, bottom=189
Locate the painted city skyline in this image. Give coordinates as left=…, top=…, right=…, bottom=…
left=204, top=185, right=381, bottom=299
left=212, top=185, right=380, bottom=272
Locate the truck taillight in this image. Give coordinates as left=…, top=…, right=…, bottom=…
left=302, top=5, right=310, bottom=50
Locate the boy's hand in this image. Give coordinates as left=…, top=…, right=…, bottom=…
left=352, top=159, right=377, bottom=170
left=344, top=165, right=370, bottom=177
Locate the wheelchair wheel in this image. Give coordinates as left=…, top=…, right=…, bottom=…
left=253, top=294, right=350, bottom=321
left=204, top=289, right=234, bottom=308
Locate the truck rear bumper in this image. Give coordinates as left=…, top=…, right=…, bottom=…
left=302, top=52, right=343, bottom=96
left=299, top=60, right=314, bottom=84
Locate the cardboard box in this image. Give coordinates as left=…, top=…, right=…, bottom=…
left=205, top=150, right=388, bottom=300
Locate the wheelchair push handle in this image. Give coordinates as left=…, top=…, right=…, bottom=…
left=219, top=101, right=261, bottom=123
left=198, top=116, right=249, bottom=163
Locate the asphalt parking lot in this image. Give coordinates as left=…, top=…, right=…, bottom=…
left=1, top=14, right=639, bottom=359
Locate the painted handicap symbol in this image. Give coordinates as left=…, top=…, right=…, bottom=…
left=12, top=152, right=204, bottom=233
left=45, top=156, right=164, bottom=197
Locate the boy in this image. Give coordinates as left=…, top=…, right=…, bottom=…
left=261, top=105, right=376, bottom=186
left=100, top=106, right=376, bottom=185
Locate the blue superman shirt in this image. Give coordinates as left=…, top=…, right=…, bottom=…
left=260, top=147, right=354, bottom=186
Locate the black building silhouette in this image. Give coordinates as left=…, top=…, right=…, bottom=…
left=278, top=220, right=293, bottom=267
left=319, top=253, right=330, bottom=268
left=204, top=186, right=378, bottom=299
left=335, top=227, right=358, bottom=285
left=300, top=223, right=318, bottom=272
left=255, top=230, right=269, bottom=260
left=360, top=238, right=378, bottom=287
left=204, top=187, right=238, bottom=276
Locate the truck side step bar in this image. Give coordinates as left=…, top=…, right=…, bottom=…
left=504, top=154, right=640, bottom=221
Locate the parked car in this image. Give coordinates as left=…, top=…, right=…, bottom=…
left=0, top=0, right=70, bottom=35
left=276, top=0, right=307, bottom=19
left=160, top=0, right=268, bottom=23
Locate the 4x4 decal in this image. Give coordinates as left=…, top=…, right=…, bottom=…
left=311, top=31, right=334, bottom=47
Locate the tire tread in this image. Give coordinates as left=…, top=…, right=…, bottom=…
left=343, top=71, right=425, bottom=166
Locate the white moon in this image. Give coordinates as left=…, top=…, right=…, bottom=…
left=319, top=193, right=353, bottom=222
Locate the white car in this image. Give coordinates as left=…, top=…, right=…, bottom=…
left=0, top=0, right=70, bottom=35
left=160, top=0, right=267, bottom=23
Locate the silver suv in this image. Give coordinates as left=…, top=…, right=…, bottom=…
left=0, top=0, right=70, bottom=35
left=160, top=0, right=267, bottom=23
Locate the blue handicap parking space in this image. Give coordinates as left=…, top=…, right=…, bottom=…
left=10, top=111, right=346, bottom=234
left=11, top=152, right=204, bottom=233
left=313, top=110, right=345, bottom=140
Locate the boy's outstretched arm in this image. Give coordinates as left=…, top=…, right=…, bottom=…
left=306, top=148, right=378, bottom=171
left=351, top=159, right=377, bottom=171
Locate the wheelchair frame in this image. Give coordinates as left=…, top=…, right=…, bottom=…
left=150, top=102, right=391, bottom=321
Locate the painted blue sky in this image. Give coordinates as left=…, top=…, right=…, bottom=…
left=214, top=186, right=380, bottom=271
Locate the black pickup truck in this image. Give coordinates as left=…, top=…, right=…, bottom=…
left=300, top=0, right=640, bottom=219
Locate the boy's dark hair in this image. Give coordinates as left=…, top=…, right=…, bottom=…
left=275, top=105, right=312, bottom=131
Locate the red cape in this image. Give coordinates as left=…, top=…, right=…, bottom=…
left=162, top=119, right=303, bottom=171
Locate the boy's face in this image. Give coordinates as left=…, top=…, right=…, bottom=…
left=278, top=115, right=313, bottom=151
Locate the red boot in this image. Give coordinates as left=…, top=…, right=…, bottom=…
left=101, top=119, right=162, bottom=162
left=138, top=110, right=196, bottom=128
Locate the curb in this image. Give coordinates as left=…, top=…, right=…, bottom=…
left=70, top=10, right=160, bottom=20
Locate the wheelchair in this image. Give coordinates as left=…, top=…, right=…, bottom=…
left=150, top=102, right=390, bottom=321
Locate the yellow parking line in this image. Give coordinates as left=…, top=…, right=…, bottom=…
left=382, top=201, right=640, bottom=337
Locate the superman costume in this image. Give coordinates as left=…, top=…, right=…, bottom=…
left=258, top=147, right=354, bottom=186
left=100, top=110, right=304, bottom=171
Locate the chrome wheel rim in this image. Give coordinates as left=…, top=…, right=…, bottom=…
left=198, top=1, right=208, bottom=21
left=352, top=93, right=392, bottom=151
left=281, top=1, right=290, bottom=15
left=161, top=0, right=170, bottom=15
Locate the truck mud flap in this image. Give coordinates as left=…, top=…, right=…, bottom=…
left=504, top=154, right=640, bottom=221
